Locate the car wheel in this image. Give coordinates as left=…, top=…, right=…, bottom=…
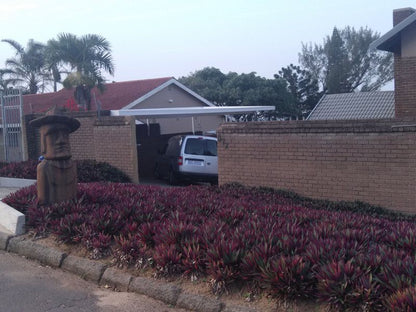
left=168, top=169, right=177, bottom=185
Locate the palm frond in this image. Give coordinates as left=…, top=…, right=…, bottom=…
left=2, top=39, right=24, bottom=55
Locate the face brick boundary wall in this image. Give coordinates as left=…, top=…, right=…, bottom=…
left=26, top=112, right=139, bottom=183
left=217, top=119, right=416, bottom=214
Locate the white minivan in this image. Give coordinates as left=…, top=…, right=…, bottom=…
left=154, top=135, right=218, bottom=184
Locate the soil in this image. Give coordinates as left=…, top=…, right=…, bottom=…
left=26, top=232, right=326, bottom=312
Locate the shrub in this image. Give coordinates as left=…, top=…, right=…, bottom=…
left=260, top=255, right=317, bottom=300
left=386, top=286, right=416, bottom=312
left=76, top=160, right=131, bottom=183
left=0, top=159, right=131, bottom=183
left=0, top=160, right=37, bottom=179
left=3, top=182, right=416, bottom=310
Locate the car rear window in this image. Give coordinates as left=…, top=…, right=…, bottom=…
left=185, top=138, right=217, bottom=156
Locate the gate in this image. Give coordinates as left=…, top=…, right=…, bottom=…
left=0, top=89, right=24, bottom=162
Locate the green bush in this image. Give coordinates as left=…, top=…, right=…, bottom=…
left=76, top=160, right=131, bottom=183
left=0, top=159, right=131, bottom=183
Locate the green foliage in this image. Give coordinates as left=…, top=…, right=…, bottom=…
left=179, top=67, right=297, bottom=119
left=0, top=68, right=15, bottom=92
left=0, top=160, right=38, bottom=179
left=299, top=26, right=393, bottom=93
left=276, top=64, right=322, bottom=118
left=179, top=67, right=227, bottom=105
left=1, top=39, right=48, bottom=94
left=46, top=33, right=114, bottom=109
left=0, top=159, right=131, bottom=183
left=76, top=160, right=131, bottom=183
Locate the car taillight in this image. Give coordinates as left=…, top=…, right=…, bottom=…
left=178, top=156, right=183, bottom=166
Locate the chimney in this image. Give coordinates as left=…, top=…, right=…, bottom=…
left=393, top=7, right=416, bottom=26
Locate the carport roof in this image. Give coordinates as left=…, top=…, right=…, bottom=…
left=110, top=106, right=275, bottom=118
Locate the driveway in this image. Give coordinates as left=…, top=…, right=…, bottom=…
left=0, top=250, right=189, bottom=312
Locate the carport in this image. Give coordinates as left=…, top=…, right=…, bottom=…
left=110, top=105, right=275, bottom=178
left=111, top=105, right=275, bottom=134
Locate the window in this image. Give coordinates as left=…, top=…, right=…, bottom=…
left=185, top=138, right=217, bottom=156
left=206, top=140, right=217, bottom=156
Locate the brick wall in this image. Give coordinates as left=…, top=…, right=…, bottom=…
left=394, top=55, right=416, bottom=118
left=218, top=119, right=416, bottom=214
left=26, top=112, right=139, bottom=183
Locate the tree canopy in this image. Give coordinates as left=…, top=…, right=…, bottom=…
left=179, top=67, right=298, bottom=120
left=1, top=39, right=48, bottom=94
left=275, top=64, right=322, bottom=118
left=299, top=26, right=393, bottom=94
left=0, top=33, right=114, bottom=110
left=0, top=69, right=14, bottom=92
left=47, top=33, right=114, bottom=109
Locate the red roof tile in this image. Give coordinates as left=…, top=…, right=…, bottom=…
left=23, top=77, right=173, bottom=114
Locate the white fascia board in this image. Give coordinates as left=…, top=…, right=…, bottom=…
left=122, top=78, right=215, bottom=110
left=111, top=106, right=275, bottom=118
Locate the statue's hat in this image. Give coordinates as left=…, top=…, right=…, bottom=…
left=29, top=106, right=80, bottom=133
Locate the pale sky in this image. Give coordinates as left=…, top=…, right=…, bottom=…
left=0, top=0, right=415, bottom=91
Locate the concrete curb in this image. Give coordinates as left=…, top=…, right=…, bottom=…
left=222, top=305, right=258, bottom=312
left=0, top=201, right=25, bottom=235
left=0, top=177, right=36, bottom=188
left=61, top=254, right=107, bottom=283
left=1, top=235, right=258, bottom=312
left=7, top=237, right=67, bottom=267
left=177, top=292, right=223, bottom=312
left=100, top=267, right=132, bottom=291
left=0, top=231, right=13, bottom=250
left=129, top=276, right=181, bottom=306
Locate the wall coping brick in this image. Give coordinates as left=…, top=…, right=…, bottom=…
left=218, top=119, right=416, bottom=135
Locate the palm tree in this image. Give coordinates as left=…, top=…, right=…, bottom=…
left=47, top=33, right=114, bottom=110
left=2, top=39, right=48, bottom=94
left=0, top=68, right=16, bottom=92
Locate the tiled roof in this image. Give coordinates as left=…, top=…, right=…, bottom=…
left=307, top=91, right=395, bottom=120
left=22, top=77, right=173, bottom=114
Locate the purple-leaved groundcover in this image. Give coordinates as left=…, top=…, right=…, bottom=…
left=4, top=183, right=416, bottom=311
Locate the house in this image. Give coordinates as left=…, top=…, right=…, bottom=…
left=370, top=7, right=416, bottom=118
left=309, top=7, right=416, bottom=121
left=307, top=91, right=394, bottom=120
left=21, top=77, right=274, bottom=178
left=23, top=77, right=224, bottom=135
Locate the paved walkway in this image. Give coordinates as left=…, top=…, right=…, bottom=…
left=0, top=187, right=20, bottom=199
left=0, top=250, right=188, bottom=312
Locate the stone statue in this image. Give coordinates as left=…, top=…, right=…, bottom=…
left=29, top=107, right=80, bottom=205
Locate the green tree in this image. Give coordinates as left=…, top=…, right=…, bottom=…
left=299, top=26, right=393, bottom=93
left=179, top=67, right=296, bottom=120
left=0, top=68, right=15, bottom=92
left=47, top=33, right=114, bottom=110
left=1, top=39, right=48, bottom=94
left=179, top=67, right=227, bottom=106
left=276, top=64, right=322, bottom=118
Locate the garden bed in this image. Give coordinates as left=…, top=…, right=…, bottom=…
left=4, top=183, right=416, bottom=311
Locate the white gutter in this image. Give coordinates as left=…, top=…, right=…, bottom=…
left=110, top=106, right=275, bottom=118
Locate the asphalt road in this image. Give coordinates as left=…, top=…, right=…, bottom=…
left=0, top=250, right=188, bottom=312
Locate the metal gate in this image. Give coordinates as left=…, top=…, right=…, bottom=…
left=0, top=89, right=24, bottom=162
